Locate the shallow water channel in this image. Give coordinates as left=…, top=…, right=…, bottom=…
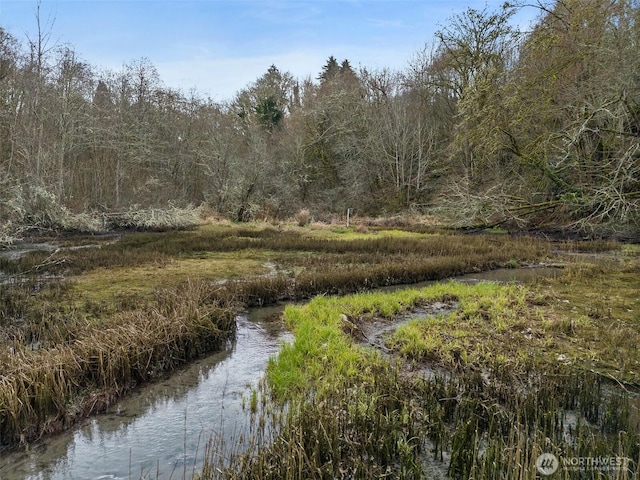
left=0, top=307, right=293, bottom=480
left=0, top=266, right=560, bottom=480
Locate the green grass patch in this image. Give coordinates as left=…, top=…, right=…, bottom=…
left=214, top=261, right=640, bottom=479
left=385, top=261, right=640, bottom=384
left=268, top=282, right=532, bottom=397
left=388, top=282, right=536, bottom=369
left=71, top=250, right=273, bottom=304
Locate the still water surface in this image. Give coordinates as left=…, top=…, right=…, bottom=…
left=0, top=307, right=291, bottom=480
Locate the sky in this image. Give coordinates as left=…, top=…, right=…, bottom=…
left=0, top=0, right=540, bottom=102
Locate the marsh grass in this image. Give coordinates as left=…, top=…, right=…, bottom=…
left=388, top=282, right=534, bottom=369
left=3, top=224, right=549, bottom=277
left=533, top=256, right=640, bottom=385
left=555, top=239, right=622, bottom=252
left=47, top=226, right=550, bottom=308
left=384, top=252, right=640, bottom=387
left=199, top=281, right=639, bottom=479
left=0, top=281, right=235, bottom=447
left=2, top=223, right=629, bottom=457
left=1, top=224, right=549, bottom=448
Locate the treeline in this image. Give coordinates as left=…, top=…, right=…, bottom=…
left=1, top=0, right=639, bottom=238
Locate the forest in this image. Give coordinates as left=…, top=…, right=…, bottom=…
left=1, top=0, right=639, bottom=240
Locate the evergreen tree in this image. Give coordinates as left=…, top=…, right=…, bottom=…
left=318, top=55, right=339, bottom=83
left=340, top=59, right=354, bottom=75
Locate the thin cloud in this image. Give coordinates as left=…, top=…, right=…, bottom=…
left=2, top=0, right=540, bottom=102
left=366, top=18, right=404, bottom=29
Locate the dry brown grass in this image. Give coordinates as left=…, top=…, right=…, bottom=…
left=0, top=281, right=235, bottom=446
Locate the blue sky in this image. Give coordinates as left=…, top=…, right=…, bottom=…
left=0, top=1, right=540, bottom=102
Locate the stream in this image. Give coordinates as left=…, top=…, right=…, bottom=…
left=0, top=307, right=292, bottom=480
left=0, top=265, right=563, bottom=479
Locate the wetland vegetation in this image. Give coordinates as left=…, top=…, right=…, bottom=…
left=0, top=220, right=638, bottom=479
left=201, top=236, right=639, bottom=480
left=0, top=222, right=546, bottom=445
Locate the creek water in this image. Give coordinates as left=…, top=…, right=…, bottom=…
left=0, top=243, right=59, bottom=262
left=0, top=307, right=292, bottom=480
left=0, top=266, right=561, bottom=479
left=0, top=239, right=120, bottom=263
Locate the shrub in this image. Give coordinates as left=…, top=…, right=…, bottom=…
left=105, top=204, right=202, bottom=231
left=294, top=208, right=311, bottom=227
left=1, top=185, right=105, bottom=236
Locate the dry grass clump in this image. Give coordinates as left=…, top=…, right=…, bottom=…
left=104, top=204, right=203, bottom=231
left=293, top=208, right=311, bottom=227
left=0, top=281, right=235, bottom=447
left=555, top=239, right=622, bottom=252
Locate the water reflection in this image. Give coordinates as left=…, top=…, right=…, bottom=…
left=0, top=307, right=291, bottom=480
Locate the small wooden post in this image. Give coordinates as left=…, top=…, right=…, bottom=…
left=346, top=208, right=351, bottom=228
